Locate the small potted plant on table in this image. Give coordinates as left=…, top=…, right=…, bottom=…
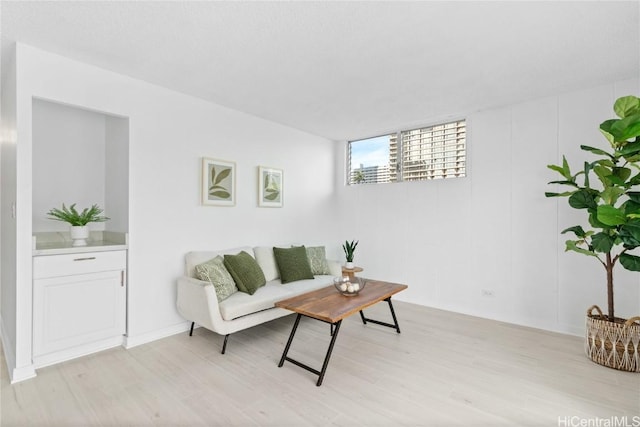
left=47, top=203, right=110, bottom=247
left=342, top=239, right=358, bottom=269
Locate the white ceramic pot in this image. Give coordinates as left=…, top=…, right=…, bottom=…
left=70, top=225, right=89, bottom=247
left=345, top=261, right=354, bottom=269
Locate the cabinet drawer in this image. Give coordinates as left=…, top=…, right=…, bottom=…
left=33, top=250, right=126, bottom=279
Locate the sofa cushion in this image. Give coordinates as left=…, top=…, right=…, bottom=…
left=254, top=246, right=279, bottom=281
left=218, top=277, right=331, bottom=321
left=224, top=251, right=266, bottom=295
left=218, top=281, right=294, bottom=320
left=304, top=246, right=331, bottom=275
left=285, top=275, right=334, bottom=294
left=273, top=246, right=314, bottom=284
left=194, top=256, right=238, bottom=302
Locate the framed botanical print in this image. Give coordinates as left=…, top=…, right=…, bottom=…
left=258, top=166, right=283, bottom=208
left=202, top=158, right=235, bottom=206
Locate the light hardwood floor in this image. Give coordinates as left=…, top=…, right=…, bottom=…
left=1, top=301, right=639, bottom=426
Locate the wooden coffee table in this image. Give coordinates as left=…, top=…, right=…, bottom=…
left=275, top=280, right=408, bottom=386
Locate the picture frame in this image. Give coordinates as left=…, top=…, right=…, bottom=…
left=202, top=158, right=235, bottom=206
left=258, top=166, right=283, bottom=208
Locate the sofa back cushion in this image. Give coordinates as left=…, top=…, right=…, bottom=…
left=253, top=246, right=280, bottom=281
left=223, top=251, right=267, bottom=295
left=185, top=246, right=253, bottom=278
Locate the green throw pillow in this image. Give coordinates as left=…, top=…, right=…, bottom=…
left=273, top=246, right=314, bottom=284
left=304, top=246, right=331, bottom=275
left=194, top=256, right=238, bottom=302
left=223, top=251, right=266, bottom=295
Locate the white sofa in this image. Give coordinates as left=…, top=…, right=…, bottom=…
left=176, top=246, right=342, bottom=353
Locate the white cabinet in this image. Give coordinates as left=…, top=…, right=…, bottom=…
left=33, top=250, right=127, bottom=367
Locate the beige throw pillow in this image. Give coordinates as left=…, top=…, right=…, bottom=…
left=305, top=246, right=331, bottom=275
left=194, top=256, right=238, bottom=302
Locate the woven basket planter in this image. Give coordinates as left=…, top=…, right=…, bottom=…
left=585, top=305, right=640, bottom=373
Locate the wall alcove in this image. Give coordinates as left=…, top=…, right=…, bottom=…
left=32, top=98, right=129, bottom=237
left=30, top=98, right=130, bottom=368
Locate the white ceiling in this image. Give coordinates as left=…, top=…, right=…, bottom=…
left=1, top=1, right=639, bottom=141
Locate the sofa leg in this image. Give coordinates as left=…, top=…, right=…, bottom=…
left=221, top=334, right=230, bottom=354
left=189, top=322, right=195, bottom=336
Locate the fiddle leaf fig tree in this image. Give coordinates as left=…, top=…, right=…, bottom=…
left=546, top=95, right=640, bottom=321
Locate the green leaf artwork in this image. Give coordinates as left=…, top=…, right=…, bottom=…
left=263, top=172, right=280, bottom=201
left=259, top=167, right=283, bottom=206
left=209, top=165, right=232, bottom=200
left=202, top=158, right=235, bottom=206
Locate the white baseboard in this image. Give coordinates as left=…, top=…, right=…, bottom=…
left=10, top=364, right=37, bottom=383
left=1, top=316, right=37, bottom=383
left=3, top=317, right=192, bottom=381
left=0, top=316, right=17, bottom=378
left=123, top=321, right=191, bottom=349
left=401, top=298, right=583, bottom=338
left=33, top=336, right=124, bottom=369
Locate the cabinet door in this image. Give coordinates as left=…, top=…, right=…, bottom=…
left=33, top=269, right=126, bottom=357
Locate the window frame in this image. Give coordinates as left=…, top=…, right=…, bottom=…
left=346, top=118, right=467, bottom=185
left=347, top=133, right=396, bottom=185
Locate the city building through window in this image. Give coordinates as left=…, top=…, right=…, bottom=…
left=348, top=120, right=466, bottom=185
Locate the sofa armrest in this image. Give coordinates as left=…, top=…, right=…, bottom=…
left=176, top=276, right=224, bottom=333
left=327, top=259, right=342, bottom=277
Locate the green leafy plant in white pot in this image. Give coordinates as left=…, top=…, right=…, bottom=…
left=47, top=203, right=109, bottom=247
left=546, top=95, right=640, bottom=372
left=342, top=240, right=358, bottom=269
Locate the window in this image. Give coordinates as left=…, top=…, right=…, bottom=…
left=347, top=119, right=466, bottom=185
left=348, top=134, right=395, bottom=184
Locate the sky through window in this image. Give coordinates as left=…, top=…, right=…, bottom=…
left=349, top=135, right=391, bottom=169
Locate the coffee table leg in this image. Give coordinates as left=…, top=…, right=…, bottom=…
left=317, top=320, right=342, bottom=387
left=387, top=298, right=401, bottom=333
left=279, top=313, right=302, bottom=368
left=278, top=316, right=343, bottom=387
left=358, top=297, right=402, bottom=333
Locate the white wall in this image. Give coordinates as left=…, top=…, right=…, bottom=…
left=1, top=43, right=20, bottom=378
left=2, top=43, right=340, bottom=381
left=336, top=78, right=640, bottom=336
left=104, top=115, right=129, bottom=233
left=32, top=99, right=107, bottom=232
